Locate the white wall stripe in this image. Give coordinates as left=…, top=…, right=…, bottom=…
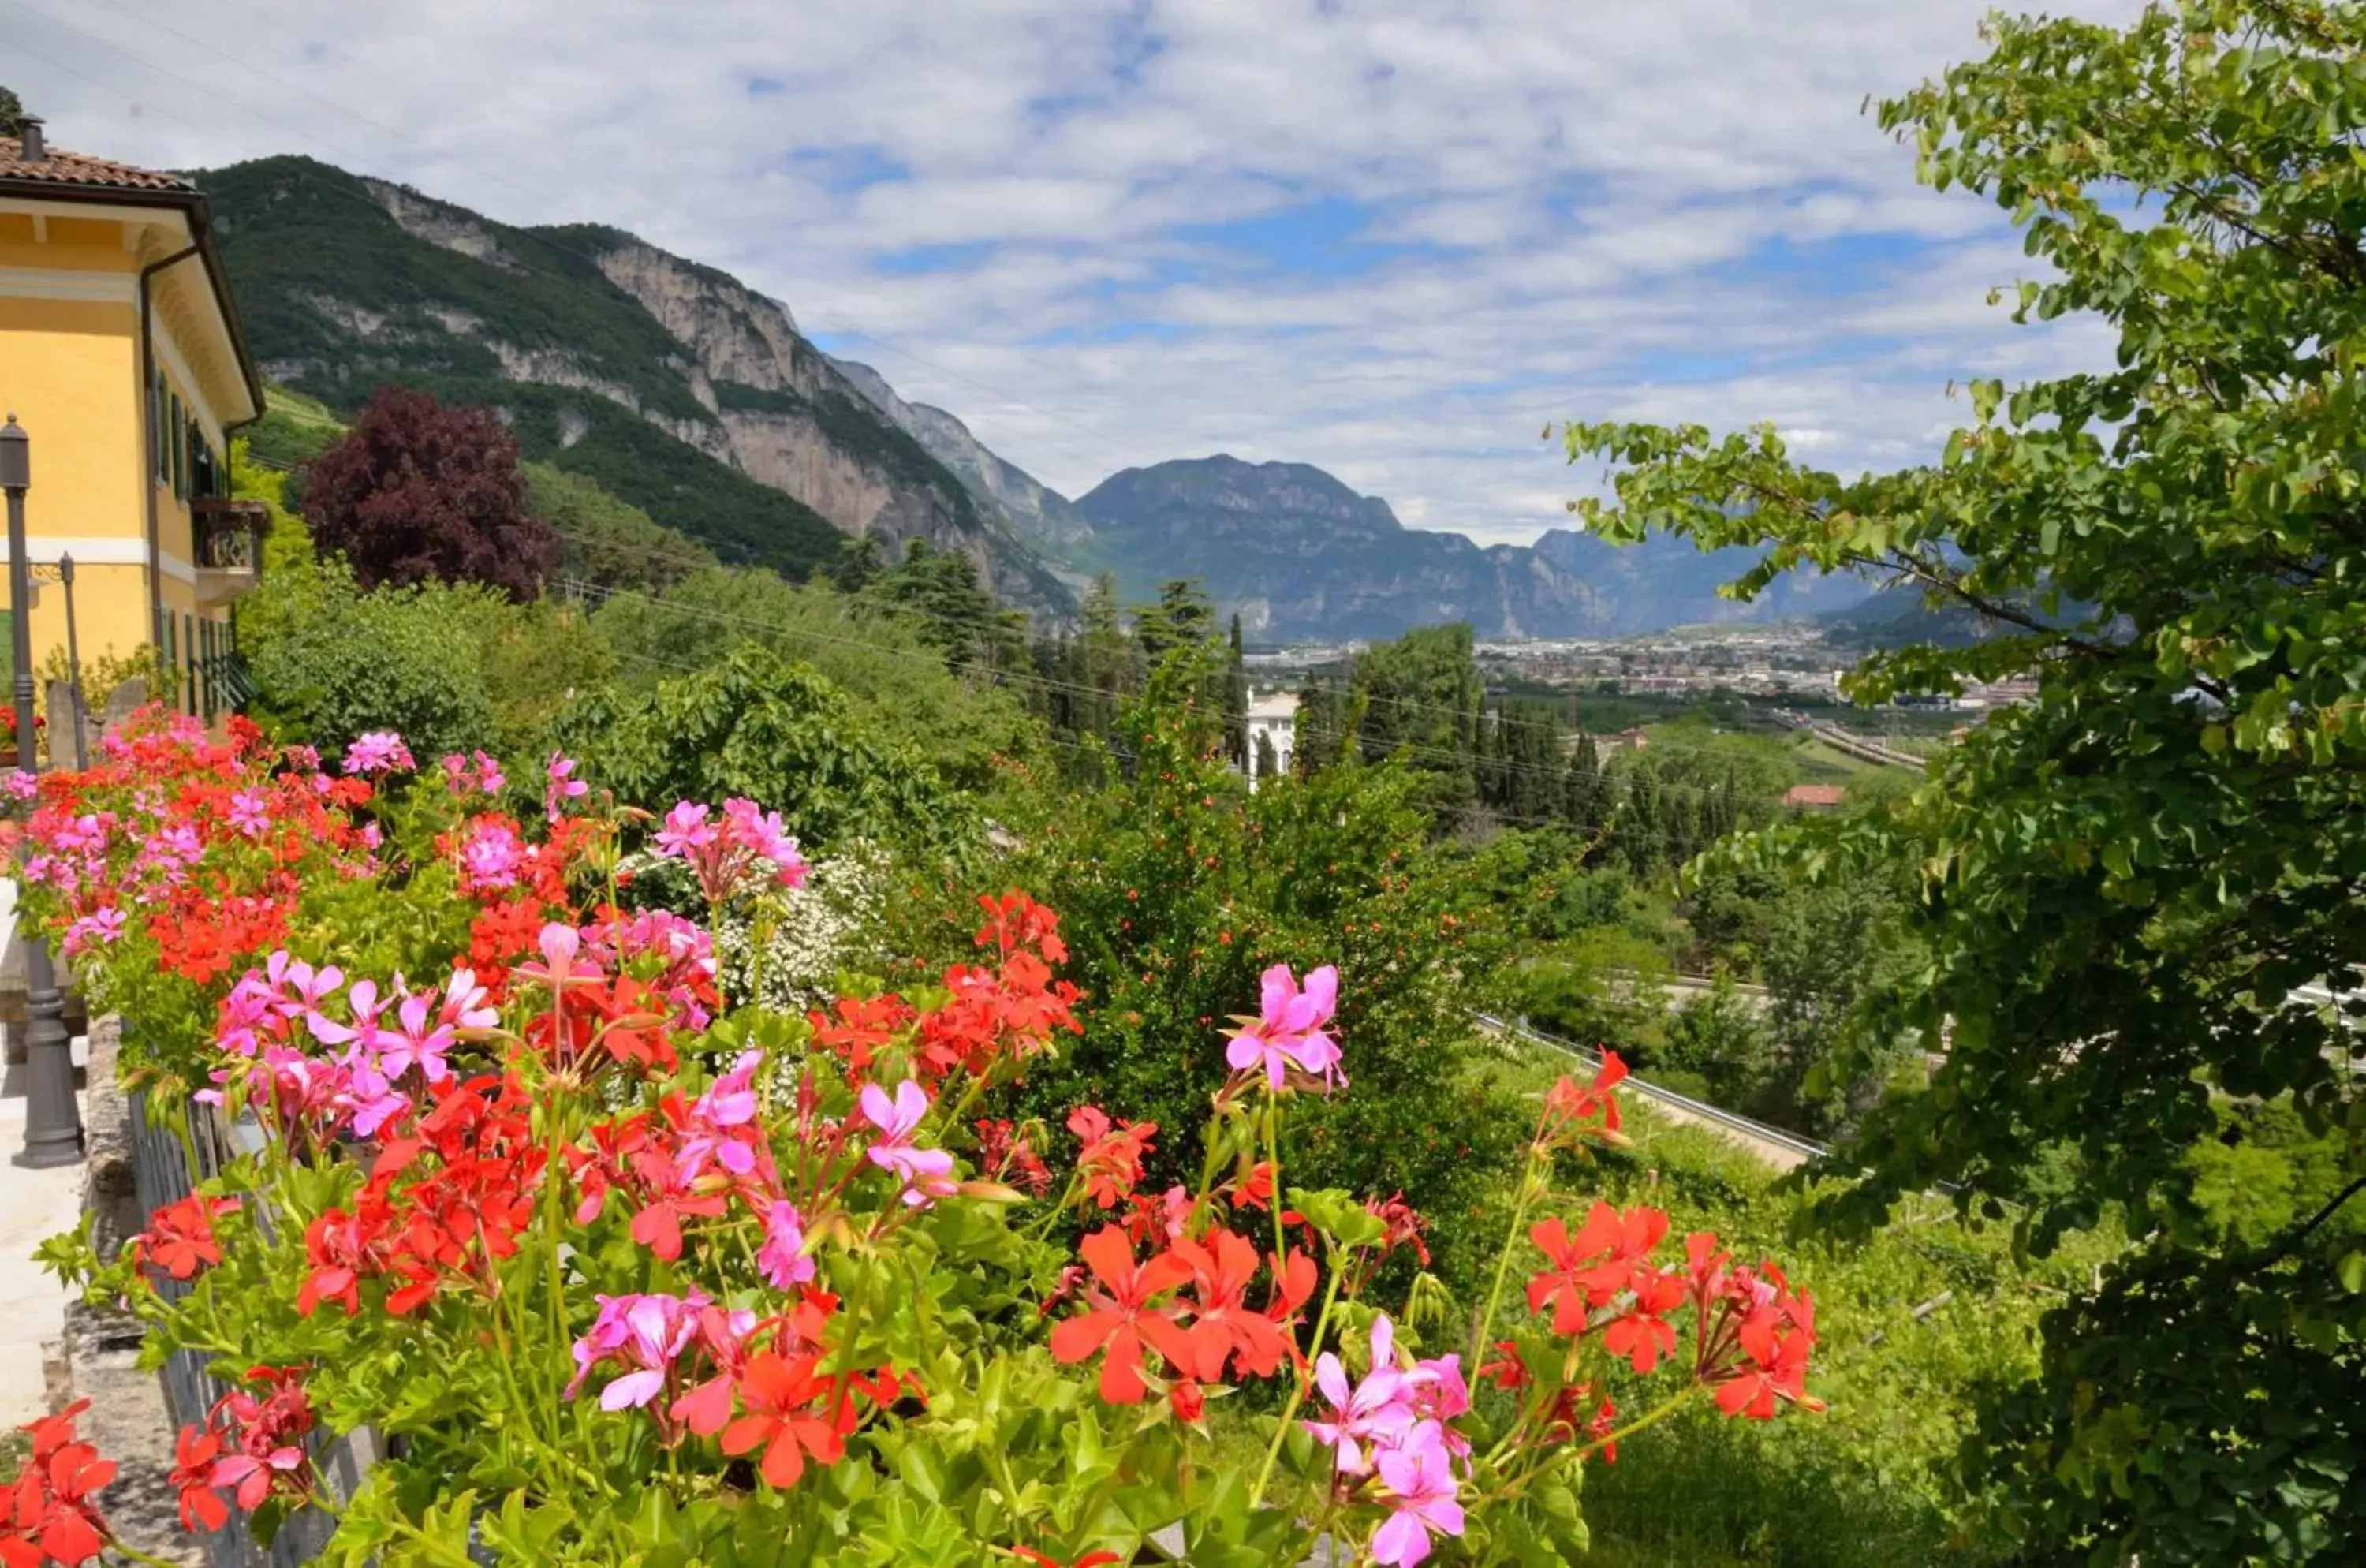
left=0, top=265, right=140, bottom=304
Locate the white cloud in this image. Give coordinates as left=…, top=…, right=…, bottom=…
left=1, top=0, right=2148, bottom=547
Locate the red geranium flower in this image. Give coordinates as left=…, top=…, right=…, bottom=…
left=1151, top=1228, right=1301, bottom=1383
left=720, top=1352, right=848, bottom=1489
left=130, top=1194, right=238, bottom=1282
left=1525, top=1202, right=1669, bottom=1335
left=2, top=1401, right=114, bottom=1567
left=1047, top=1226, right=1192, bottom=1404
left=168, top=1426, right=229, bottom=1533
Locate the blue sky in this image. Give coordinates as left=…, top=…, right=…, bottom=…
left=4, top=0, right=2133, bottom=545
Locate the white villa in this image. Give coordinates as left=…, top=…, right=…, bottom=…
left=1245, top=692, right=1299, bottom=790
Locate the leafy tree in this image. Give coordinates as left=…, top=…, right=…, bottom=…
left=1, top=85, right=27, bottom=140
left=825, top=533, right=883, bottom=594
left=589, top=566, right=1036, bottom=790
left=1131, top=579, right=1215, bottom=667
left=554, top=642, right=974, bottom=856
left=240, top=547, right=495, bottom=760
left=865, top=539, right=1026, bottom=673
left=1562, top=2, right=2366, bottom=1554
left=443, top=592, right=618, bottom=761
left=300, top=385, right=557, bottom=600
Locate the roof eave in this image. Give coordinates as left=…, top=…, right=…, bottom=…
left=0, top=176, right=267, bottom=424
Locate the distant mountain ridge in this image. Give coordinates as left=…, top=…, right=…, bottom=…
left=829, top=360, right=1098, bottom=554
left=194, top=152, right=1857, bottom=640
left=1065, top=457, right=1863, bottom=640
left=1072, top=457, right=1595, bottom=640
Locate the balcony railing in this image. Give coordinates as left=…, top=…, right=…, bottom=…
left=192, top=499, right=271, bottom=573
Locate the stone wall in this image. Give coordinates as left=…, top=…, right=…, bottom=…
left=44, top=1014, right=202, bottom=1564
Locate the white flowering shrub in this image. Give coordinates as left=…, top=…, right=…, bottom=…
left=619, top=842, right=889, bottom=1016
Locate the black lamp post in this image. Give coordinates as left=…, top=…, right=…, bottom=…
left=3, top=414, right=82, bottom=1168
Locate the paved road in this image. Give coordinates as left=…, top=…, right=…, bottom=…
left=0, top=1036, right=87, bottom=1424
left=1476, top=1013, right=1829, bottom=1173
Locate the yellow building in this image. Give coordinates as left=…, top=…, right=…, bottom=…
left=0, top=118, right=266, bottom=722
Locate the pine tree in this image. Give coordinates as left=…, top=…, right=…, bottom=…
left=1224, top=613, right=1249, bottom=768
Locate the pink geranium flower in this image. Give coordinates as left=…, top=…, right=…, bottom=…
left=676, top=1051, right=765, bottom=1183
left=376, top=985, right=457, bottom=1085
left=860, top=1080, right=957, bottom=1206
left=61, top=906, right=126, bottom=958
left=210, top=1446, right=306, bottom=1512
left=306, top=976, right=386, bottom=1052
left=1303, top=1315, right=1415, bottom=1475
left=1226, top=963, right=1344, bottom=1091
left=722, top=797, right=809, bottom=889
left=654, top=801, right=717, bottom=860
left=514, top=922, right=604, bottom=995
left=437, top=969, right=499, bottom=1033
left=457, top=819, right=526, bottom=891
left=757, top=1200, right=815, bottom=1290
left=569, top=1291, right=708, bottom=1411
left=1371, top=1421, right=1467, bottom=1567
left=227, top=789, right=272, bottom=838
left=654, top=797, right=811, bottom=901
left=442, top=750, right=507, bottom=798
left=342, top=731, right=415, bottom=776
left=544, top=752, right=588, bottom=819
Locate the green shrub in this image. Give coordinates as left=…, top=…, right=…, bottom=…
left=968, top=656, right=1521, bottom=1290
left=591, top=566, right=1036, bottom=790
left=240, top=548, right=497, bottom=760
left=553, top=641, right=975, bottom=857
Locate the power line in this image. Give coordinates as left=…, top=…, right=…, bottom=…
left=528, top=514, right=1719, bottom=771
left=242, top=437, right=1670, bottom=766
left=557, top=575, right=1769, bottom=816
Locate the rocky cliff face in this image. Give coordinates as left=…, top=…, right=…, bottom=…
left=1076, top=457, right=1605, bottom=640
left=830, top=359, right=1099, bottom=557
left=197, top=155, right=1073, bottom=613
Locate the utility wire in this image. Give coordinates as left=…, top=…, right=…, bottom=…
left=558, top=575, right=1769, bottom=813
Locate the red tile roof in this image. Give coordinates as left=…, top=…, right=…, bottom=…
left=1786, top=784, right=1847, bottom=808
left=0, top=136, right=194, bottom=194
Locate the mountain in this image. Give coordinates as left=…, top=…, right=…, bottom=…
left=196, top=155, right=1074, bottom=614
left=1072, top=457, right=1597, bottom=640
left=829, top=359, right=1099, bottom=562
left=195, top=154, right=1854, bottom=640
left=1069, top=457, right=1862, bottom=640
left=1528, top=528, right=1866, bottom=632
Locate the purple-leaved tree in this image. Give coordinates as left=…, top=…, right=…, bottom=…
left=300, top=386, right=556, bottom=601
